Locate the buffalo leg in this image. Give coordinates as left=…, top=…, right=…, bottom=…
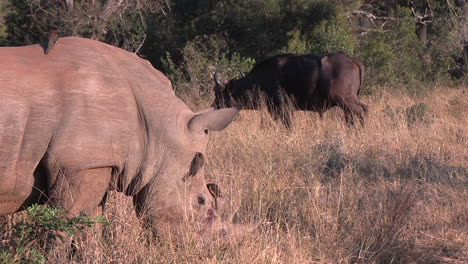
left=344, top=109, right=355, bottom=126
left=267, top=103, right=293, bottom=129
left=334, top=97, right=355, bottom=126
left=267, top=93, right=294, bottom=129
left=280, top=109, right=293, bottom=129
left=347, top=101, right=368, bottom=127
left=336, top=97, right=367, bottom=127
left=358, top=102, right=369, bottom=126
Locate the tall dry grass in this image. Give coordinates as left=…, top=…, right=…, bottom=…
left=2, top=87, right=467, bottom=263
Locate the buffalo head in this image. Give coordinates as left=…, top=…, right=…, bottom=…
left=213, top=72, right=234, bottom=109
left=213, top=72, right=260, bottom=111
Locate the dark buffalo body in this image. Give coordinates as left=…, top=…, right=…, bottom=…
left=213, top=53, right=368, bottom=128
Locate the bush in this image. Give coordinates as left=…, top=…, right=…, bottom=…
left=359, top=7, right=424, bottom=92
left=2, top=0, right=159, bottom=52
left=280, top=2, right=356, bottom=55
left=162, top=34, right=255, bottom=103
left=0, top=204, right=107, bottom=263
left=160, top=34, right=227, bottom=100
left=308, top=14, right=357, bottom=55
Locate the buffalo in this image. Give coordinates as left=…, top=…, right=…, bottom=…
left=0, top=37, right=251, bottom=241
left=213, top=53, right=368, bottom=128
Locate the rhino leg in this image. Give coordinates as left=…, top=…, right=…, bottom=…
left=48, top=167, right=112, bottom=217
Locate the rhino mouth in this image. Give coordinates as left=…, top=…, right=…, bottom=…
left=194, top=197, right=260, bottom=244
left=203, top=208, right=217, bottom=225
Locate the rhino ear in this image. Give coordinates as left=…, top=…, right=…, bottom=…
left=189, top=106, right=241, bottom=133
left=207, top=183, right=223, bottom=211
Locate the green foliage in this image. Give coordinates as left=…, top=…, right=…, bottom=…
left=424, top=5, right=465, bottom=82
left=360, top=7, right=425, bottom=92
left=161, top=34, right=255, bottom=102
left=161, top=52, right=186, bottom=87
left=218, top=52, right=256, bottom=80
left=308, top=14, right=357, bottom=55
left=0, top=0, right=8, bottom=45
left=103, top=7, right=149, bottom=52
left=0, top=204, right=107, bottom=263
left=0, top=0, right=464, bottom=93
left=146, top=0, right=286, bottom=67
left=2, top=0, right=154, bottom=52
left=361, top=35, right=395, bottom=86
left=279, top=2, right=357, bottom=55
left=161, top=34, right=226, bottom=99
left=283, top=30, right=310, bottom=54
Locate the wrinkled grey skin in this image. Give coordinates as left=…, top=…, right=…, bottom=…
left=0, top=37, right=245, bottom=238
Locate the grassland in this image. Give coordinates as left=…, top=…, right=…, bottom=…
left=3, top=86, right=467, bottom=263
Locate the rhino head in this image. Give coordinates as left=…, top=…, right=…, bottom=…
left=128, top=106, right=254, bottom=241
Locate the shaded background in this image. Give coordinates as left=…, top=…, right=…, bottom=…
left=0, top=0, right=466, bottom=100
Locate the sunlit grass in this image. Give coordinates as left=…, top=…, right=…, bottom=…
left=2, top=87, right=467, bottom=263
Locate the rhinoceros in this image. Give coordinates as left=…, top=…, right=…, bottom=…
left=0, top=37, right=247, bottom=239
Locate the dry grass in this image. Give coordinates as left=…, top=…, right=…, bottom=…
left=3, top=87, right=468, bottom=263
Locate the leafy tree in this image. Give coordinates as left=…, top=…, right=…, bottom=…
left=359, top=7, right=425, bottom=92
left=1, top=0, right=464, bottom=93
left=3, top=0, right=165, bottom=52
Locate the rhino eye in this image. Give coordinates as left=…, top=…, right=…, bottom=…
left=198, top=196, right=206, bottom=205
left=204, top=129, right=209, bottom=134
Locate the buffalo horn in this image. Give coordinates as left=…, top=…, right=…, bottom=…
left=214, top=71, right=223, bottom=88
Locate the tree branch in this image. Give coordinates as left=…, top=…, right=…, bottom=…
left=350, top=10, right=400, bottom=21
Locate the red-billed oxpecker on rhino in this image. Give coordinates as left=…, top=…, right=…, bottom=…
left=213, top=53, right=368, bottom=128
left=0, top=37, right=250, bottom=241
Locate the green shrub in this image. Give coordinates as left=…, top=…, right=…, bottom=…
left=217, top=52, right=256, bottom=80
left=308, top=14, right=357, bottom=55
left=2, top=0, right=154, bottom=52
left=280, top=2, right=356, bottom=55
left=161, top=34, right=227, bottom=100
left=0, top=204, right=107, bottom=263
left=162, top=34, right=255, bottom=103
left=359, top=7, right=425, bottom=92
left=282, top=30, right=310, bottom=54
left=161, top=51, right=187, bottom=88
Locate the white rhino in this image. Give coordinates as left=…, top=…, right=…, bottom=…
left=0, top=37, right=247, bottom=239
